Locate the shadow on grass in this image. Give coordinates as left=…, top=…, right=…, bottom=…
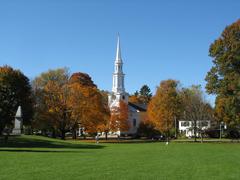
left=0, top=135, right=104, bottom=151
left=0, top=149, right=86, bottom=153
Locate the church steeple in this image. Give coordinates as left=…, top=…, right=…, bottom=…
left=115, top=35, right=122, bottom=63
left=112, top=35, right=125, bottom=93
left=108, top=35, right=128, bottom=109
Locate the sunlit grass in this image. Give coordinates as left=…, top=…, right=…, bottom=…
left=0, top=135, right=240, bottom=180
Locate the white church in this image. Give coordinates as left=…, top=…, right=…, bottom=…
left=108, top=36, right=146, bottom=136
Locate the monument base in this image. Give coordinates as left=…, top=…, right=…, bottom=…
left=12, top=128, right=21, bottom=135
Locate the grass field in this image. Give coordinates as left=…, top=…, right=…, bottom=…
left=0, top=135, right=240, bottom=180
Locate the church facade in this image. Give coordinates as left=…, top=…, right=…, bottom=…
left=108, top=36, right=146, bottom=136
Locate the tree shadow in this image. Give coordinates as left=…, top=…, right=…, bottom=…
left=0, top=149, right=86, bottom=153
left=0, top=135, right=104, bottom=151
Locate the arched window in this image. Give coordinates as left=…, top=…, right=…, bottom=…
left=122, top=95, right=125, bottom=100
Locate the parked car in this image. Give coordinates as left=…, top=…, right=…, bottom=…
left=151, top=135, right=165, bottom=141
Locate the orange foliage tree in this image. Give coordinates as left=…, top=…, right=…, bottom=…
left=147, top=80, right=181, bottom=142
left=43, top=81, right=71, bottom=140
left=110, top=100, right=130, bottom=135
left=33, top=69, right=110, bottom=139
left=128, top=95, right=141, bottom=104
left=68, top=82, right=110, bottom=138
left=96, top=91, right=111, bottom=140
left=32, top=68, right=69, bottom=138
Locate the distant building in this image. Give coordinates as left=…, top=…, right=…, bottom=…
left=108, top=36, right=146, bottom=136
left=179, top=120, right=211, bottom=137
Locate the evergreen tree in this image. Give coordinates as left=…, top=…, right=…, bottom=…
left=139, top=85, right=152, bottom=104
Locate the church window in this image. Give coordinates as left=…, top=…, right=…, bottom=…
left=122, top=95, right=125, bottom=100
left=133, top=119, right=136, bottom=127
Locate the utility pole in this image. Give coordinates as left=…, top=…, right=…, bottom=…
left=220, top=121, right=224, bottom=140
left=175, top=116, right=177, bottom=138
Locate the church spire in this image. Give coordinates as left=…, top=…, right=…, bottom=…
left=112, top=35, right=125, bottom=93
left=108, top=35, right=128, bottom=109
left=115, top=34, right=122, bottom=63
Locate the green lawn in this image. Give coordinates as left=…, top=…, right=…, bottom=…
left=0, top=135, right=240, bottom=180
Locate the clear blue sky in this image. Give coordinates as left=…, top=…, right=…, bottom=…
left=0, top=0, right=239, bottom=105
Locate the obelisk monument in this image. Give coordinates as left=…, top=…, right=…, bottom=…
left=12, top=106, right=22, bottom=135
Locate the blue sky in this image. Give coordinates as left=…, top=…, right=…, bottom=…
left=0, top=0, right=239, bottom=105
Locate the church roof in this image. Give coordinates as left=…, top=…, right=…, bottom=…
left=128, top=102, right=147, bottom=112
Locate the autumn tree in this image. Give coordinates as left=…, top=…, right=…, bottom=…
left=33, top=69, right=109, bottom=140
left=147, top=80, right=181, bottom=142
left=43, top=81, right=71, bottom=140
left=110, top=100, right=130, bottom=135
left=69, top=72, right=97, bottom=88
left=68, top=74, right=109, bottom=138
left=32, top=68, right=70, bottom=139
left=128, top=94, right=141, bottom=104
left=137, top=113, right=160, bottom=138
left=96, top=91, right=111, bottom=140
left=0, top=65, right=33, bottom=135
left=70, top=85, right=107, bottom=135
left=205, top=19, right=240, bottom=128
left=180, top=85, right=214, bottom=142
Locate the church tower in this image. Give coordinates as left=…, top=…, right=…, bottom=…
left=109, top=35, right=128, bottom=108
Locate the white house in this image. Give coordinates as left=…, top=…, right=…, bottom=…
left=179, top=120, right=211, bottom=137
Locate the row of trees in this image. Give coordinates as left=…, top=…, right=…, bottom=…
left=32, top=68, right=130, bottom=139
left=0, top=66, right=129, bottom=139
left=1, top=19, right=239, bottom=140
left=146, top=80, right=213, bottom=142
left=0, top=65, right=214, bottom=141
left=144, top=19, right=240, bottom=140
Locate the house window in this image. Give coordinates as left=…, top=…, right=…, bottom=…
left=181, top=121, right=189, bottom=127
left=201, top=121, right=208, bottom=127
left=133, top=119, right=136, bottom=127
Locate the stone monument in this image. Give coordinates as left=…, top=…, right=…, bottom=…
left=12, top=106, right=22, bottom=135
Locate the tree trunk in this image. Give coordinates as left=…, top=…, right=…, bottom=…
left=4, top=134, right=8, bottom=143
left=105, top=132, right=108, bottom=140
left=194, top=120, right=197, bottom=142
left=166, top=130, right=170, bottom=144
left=0, top=124, right=5, bottom=136
left=72, top=129, right=77, bottom=139
left=61, top=129, right=65, bottom=140
left=42, top=129, right=47, bottom=136
left=51, top=128, right=56, bottom=138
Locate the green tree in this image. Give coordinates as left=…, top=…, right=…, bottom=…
left=0, top=66, right=33, bottom=135
left=139, top=85, right=152, bottom=104
left=129, top=86, right=152, bottom=104
left=205, top=19, right=240, bottom=127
